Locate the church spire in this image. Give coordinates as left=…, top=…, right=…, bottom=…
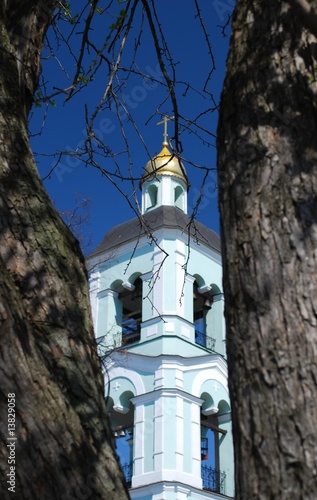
left=140, top=117, right=188, bottom=188
left=140, top=122, right=189, bottom=214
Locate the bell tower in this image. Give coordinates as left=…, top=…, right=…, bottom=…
left=87, top=127, right=234, bottom=500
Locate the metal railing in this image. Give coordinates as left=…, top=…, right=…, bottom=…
left=95, top=321, right=140, bottom=357
left=201, top=464, right=226, bottom=494
left=97, top=326, right=216, bottom=354
left=121, top=462, right=132, bottom=487
left=122, top=319, right=141, bottom=345
left=195, top=330, right=216, bottom=351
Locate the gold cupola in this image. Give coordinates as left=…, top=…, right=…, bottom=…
left=141, top=116, right=188, bottom=187
left=142, top=143, right=188, bottom=187
left=140, top=117, right=189, bottom=215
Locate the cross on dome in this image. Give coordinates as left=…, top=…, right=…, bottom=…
left=157, top=115, right=174, bottom=146
left=140, top=116, right=189, bottom=198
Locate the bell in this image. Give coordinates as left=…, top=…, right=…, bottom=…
left=204, top=299, right=212, bottom=310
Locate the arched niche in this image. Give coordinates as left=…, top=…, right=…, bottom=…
left=174, top=185, right=184, bottom=210
left=146, top=184, right=158, bottom=210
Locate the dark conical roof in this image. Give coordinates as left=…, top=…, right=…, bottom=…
left=88, top=206, right=221, bottom=258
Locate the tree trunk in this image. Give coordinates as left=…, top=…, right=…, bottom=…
left=217, top=1, right=317, bottom=499
left=0, top=3, right=129, bottom=499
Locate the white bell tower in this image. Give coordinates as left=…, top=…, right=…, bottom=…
left=87, top=124, right=234, bottom=500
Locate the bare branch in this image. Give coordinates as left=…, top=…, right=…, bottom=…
left=66, top=0, right=99, bottom=101
left=141, top=0, right=181, bottom=152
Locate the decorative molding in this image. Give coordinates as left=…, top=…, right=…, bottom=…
left=122, top=281, right=135, bottom=291
left=146, top=324, right=158, bottom=337
left=218, top=412, right=232, bottom=424
left=192, top=370, right=229, bottom=400
left=165, top=322, right=174, bottom=333
left=131, top=470, right=202, bottom=490
left=198, top=284, right=212, bottom=294
left=185, top=273, right=196, bottom=284
left=140, top=271, right=152, bottom=282
left=181, top=325, right=190, bottom=338
left=106, top=366, right=144, bottom=396
left=202, top=406, right=219, bottom=416
left=113, top=404, right=129, bottom=414
left=97, top=288, right=119, bottom=299
left=131, top=387, right=204, bottom=407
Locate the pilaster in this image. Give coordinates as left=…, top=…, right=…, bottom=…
left=96, top=289, right=121, bottom=348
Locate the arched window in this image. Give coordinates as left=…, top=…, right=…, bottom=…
left=119, top=278, right=143, bottom=345
left=146, top=184, right=158, bottom=210
left=193, top=281, right=213, bottom=349
left=174, top=185, right=183, bottom=210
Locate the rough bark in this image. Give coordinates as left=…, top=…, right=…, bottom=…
left=217, top=1, right=317, bottom=499
left=0, top=3, right=129, bottom=499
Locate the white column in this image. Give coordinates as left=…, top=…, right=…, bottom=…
left=175, top=395, right=184, bottom=471
left=132, top=403, right=144, bottom=480
left=161, top=176, right=172, bottom=206
left=184, top=274, right=195, bottom=324
left=154, top=397, right=164, bottom=471
left=191, top=400, right=203, bottom=483
left=140, top=271, right=152, bottom=322
left=175, top=239, right=187, bottom=318
left=96, top=289, right=122, bottom=349
left=209, top=293, right=225, bottom=355
left=152, top=243, right=164, bottom=316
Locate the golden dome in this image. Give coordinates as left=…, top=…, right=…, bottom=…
left=142, top=144, right=188, bottom=186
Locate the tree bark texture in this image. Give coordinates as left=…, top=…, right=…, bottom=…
left=0, top=3, right=129, bottom=499
left=217, top=1, right=317, bottom=498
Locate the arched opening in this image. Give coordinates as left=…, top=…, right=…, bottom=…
left=110, top=279, right=124, bottom=291
left=119, top=277, right=143, bottom=345
left=193, top=281, right=214, bottom=350
left=146, top=184, right=158, bottom=210
left=107, top=395, right=134, bottom=487
left=200, top=396, right=227, bottom=495
left=174, top=185, right=183, bottom=210
left=201, top=414, right=219, bottom=468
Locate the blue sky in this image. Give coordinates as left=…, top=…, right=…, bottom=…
left=30, top=1, right=234, bottom=253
